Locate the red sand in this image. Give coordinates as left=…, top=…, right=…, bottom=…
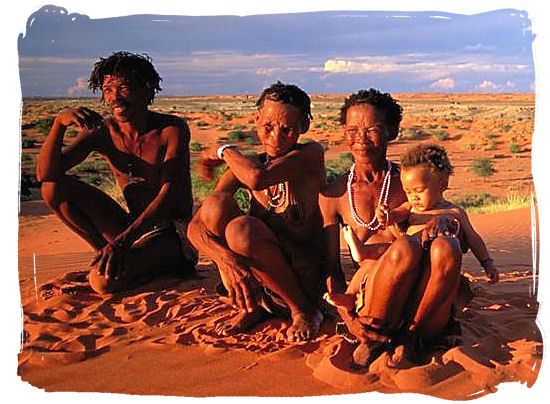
left=17, top=202, right=542, bottom=399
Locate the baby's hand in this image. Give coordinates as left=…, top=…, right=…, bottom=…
left=375, top=204, right=390, bottom=228
left=482, top=259, right=499, bottom=283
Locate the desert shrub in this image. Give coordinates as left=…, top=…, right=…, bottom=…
left=233, top=124, right=246, bottom=131
left=452, top=192, right=497, bottom=210
left=21, top=153, right=33, bottom=162
left=196, top=121, right=209, bottom=127
left=190, top=141, right=203, bottom=152
left=484, top=140, right=498, bottom=151
left=429, top=124, right=439, bottom=129
left=484, top=133, right=498, bottom=139
left=299, top=137, right=314, bottom=144
left=471, top=158, right=496, bottom=178
left=228, top=130, right=245, bottom=141
left=245, top=136, right=259, bottom=145
left=431, top=130, right=448, bottom=140
left=217, top=124, right=229, bottom=131
left=464, top=143, right=476, bottom=150
left=21, top=137, right=36, bottom=148
left=35, top=118, right=53, bottom=135
left=339, top=152, right=354, bottom=163
left=326, top=158, right=353, bottom=183
left=399, top=128, right=423, bottom=140
left=498, top=124, right=512, bottom=132
left=510, top=142, right=521, bottom=154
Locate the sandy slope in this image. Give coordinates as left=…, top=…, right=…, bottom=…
left=17, top=203, right=541, bottom=399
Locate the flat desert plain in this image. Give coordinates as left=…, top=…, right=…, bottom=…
left=18, top=93, right=541, bottom=399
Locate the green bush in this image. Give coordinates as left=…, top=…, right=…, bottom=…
left=245, top=136, right=259, bottom=145
left=510, top=142, right=521, bottom=154
left=431, top=130, right=448, bottom=140
left=471, top=158, right=496, bottom=178
left=227, top=130, right=245, bottom=141
left=190, top=141, right=203, bottom=152
left=484, top=133, right=498, bottom=139
left=452, top=192, right=497, bottom=210
left=196, top=121, right=209, bottom=127
left=299, top=137, right=314, bottom=144
left=499, top=124, right=512, bottom=132
left=21, top=137, right=36, bottom=148
left=35, top=118, right=53, bottom=135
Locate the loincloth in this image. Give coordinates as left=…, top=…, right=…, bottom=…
left=131, top=219, right=198, bottom=266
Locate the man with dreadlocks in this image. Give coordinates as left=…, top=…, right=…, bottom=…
left=187, top=81, right=328, bottom=342
left=37, top=51, right=195, bottom=294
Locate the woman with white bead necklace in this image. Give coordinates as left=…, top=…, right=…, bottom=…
left=320, top=89, right=463, bottom=368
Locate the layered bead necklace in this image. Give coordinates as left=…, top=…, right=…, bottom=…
left=347, top=160, right=392, bottom=230
left=264, top=155, right=287, bottom=209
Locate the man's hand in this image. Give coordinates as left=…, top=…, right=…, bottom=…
left=90, top=241, right=126, bottom=281
left=482, top=259, right=499, bottom=283
left=218, top=254, right=261, bottom=313
left=197, top=146, right=225, bottom=182
left=56, top=107, right=104, bottom=130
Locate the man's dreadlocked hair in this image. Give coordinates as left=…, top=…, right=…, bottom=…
left=339, top=88, right=403, bottom=141
left=88, top=51, right=162, bottom=105
left=256, top=81, right=312, bottom=126
left=401, top=143, right=454, bottom=175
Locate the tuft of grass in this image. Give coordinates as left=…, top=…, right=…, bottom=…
left=190, top=141, right=203, bottom=152
left=431, top=130, right=448, bottom=140
left=299, top=137, right=314, bottom=144
left=227, top=130, right=245, bottom=141
left=510, top=142, right=521, bottom=154
left=452, top=192, right=532, bottom=214
left=245, top=136, right=259, bottom=145
left=196, top=121, right=209, bottom=127
left=498, top=124, right=512, bottom=132
left=71, top=159, right=109, bottom=174
left=484, top=133, right=498, bottom=139
left=471, top=158, right=496, bottom=178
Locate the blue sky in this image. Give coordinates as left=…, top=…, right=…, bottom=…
left=17, top=5, right=535, bottom=96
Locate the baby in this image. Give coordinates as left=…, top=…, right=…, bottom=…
left=343, top=143, right=499, bottom=283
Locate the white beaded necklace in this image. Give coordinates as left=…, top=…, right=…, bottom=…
left=347, top=160, right=392, bottom=230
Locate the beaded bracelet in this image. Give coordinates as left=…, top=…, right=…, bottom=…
left=217, top=144, right=236, bottom=159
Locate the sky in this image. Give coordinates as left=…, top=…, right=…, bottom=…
left=17, top=5, right=536, bottom=96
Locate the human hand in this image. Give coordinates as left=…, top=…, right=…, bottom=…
left=90, top=241, right=127, bottom=281
left=218, top=254, right=261, bottom=312
left=342, top=225, right=354, bottom=246
left=197, top=146, right=225, bottom=182
left=56, top=107, right=104, bottom=130
left=375, top=204, right=390, bottom=228
left=482, top=259, right=499, bottom=283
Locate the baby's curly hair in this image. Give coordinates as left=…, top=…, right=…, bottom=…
left=339, top=88, right=403, bottom=141
left=88, top=51, right=162, bottom=105
left=401, top=143, right=454, bottom=175
left=256, top=81, right=312, bottom=126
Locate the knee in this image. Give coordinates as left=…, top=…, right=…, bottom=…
left=225, top=215, right=270, bottom=256
left=200, top=192, right=241, bottom=235
left=430, top=236, right=462, bottom=276
left=40, top=180, right=62, bottom=210
left=88, top=268, right=124, bottom=295
left=387, top=235, right=423, bottom=270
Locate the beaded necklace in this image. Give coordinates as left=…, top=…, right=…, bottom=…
left=347, top=160, right=392, bottom=230
left=263, top=155, right=287, bottom=209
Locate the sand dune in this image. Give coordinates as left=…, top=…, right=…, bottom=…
left=17, top=203, right=541, bottom=398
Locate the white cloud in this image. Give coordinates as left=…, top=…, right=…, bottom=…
left=530, top=81, right=536, bottom=92
left=477, top=80, right=516, bottom=91
left=430, top=77, right=456, bottom=90
left=67, top=76, right=88, bottom=96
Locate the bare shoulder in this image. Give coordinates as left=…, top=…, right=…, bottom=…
left=150, top=111, right=190, bottom=140
left=320, top=174, right=348, bottom=217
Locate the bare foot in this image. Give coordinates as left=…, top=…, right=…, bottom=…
left=216, top=309, right=267, bottom=336
left=286, top=309, right=323, bottom=342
